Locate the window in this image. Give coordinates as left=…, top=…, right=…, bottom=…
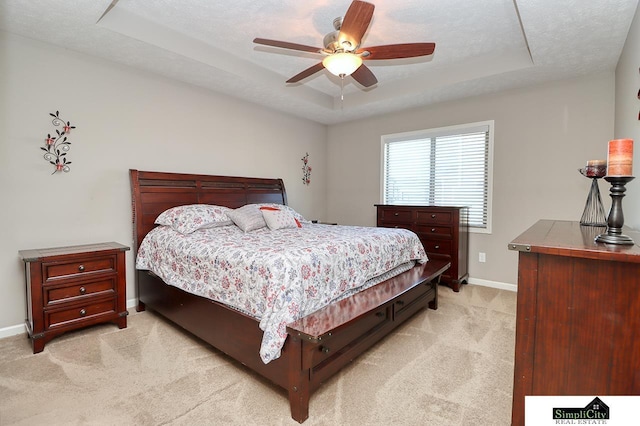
left=381, top=121, right=493, bottom=233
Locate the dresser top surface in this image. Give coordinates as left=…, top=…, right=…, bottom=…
left=19, top=242, right=130, bottom=262
left=375, top=204, right=467, bottom=209
left=509, top=220, right=640, bottom=263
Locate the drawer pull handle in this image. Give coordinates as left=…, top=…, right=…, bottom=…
left=321, top=346, right=330, bottom=354
left=434, top=245, right=440, bottom=249
left=396, top=300, right=405, bottom=306
left=375, top=311, right=385, bottom=318
left=394, top=212, right=399, bottom=216
left=78, top=265, right=85, bottom=272
left=431, top=214, right=436, bottom=218
left=431, top=228, right=436, bottom=232
left=79, top=309, right=87, bottom=317
left=79, top=287, right=86, bottom=295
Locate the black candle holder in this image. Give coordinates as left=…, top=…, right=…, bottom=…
left=595, top=176, right=635, bottom=245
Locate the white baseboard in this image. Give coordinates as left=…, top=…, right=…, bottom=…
left=0, top=323, right=27, bottom=339
left=468, top=277, right=517, bottom=292
left=0, top=298, right=140, bottom=340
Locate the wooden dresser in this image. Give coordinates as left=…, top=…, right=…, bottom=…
left=376, top=205, right=469, bottom=291
left=509, top=220, right=640, bottom=426
left=19, top=242, right=129, bottom=353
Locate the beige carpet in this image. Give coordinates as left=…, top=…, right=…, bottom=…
left=0, top=285, right=516, bottom=425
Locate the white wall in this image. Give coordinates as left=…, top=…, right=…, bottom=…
left=615, top=2, right=640, bottom=230
left=326, top=72, right=615, bottom=286
left=0, top=32, right=327, bottom=332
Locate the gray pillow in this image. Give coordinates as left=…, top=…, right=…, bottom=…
left=228, top=204, right=267, bottom=232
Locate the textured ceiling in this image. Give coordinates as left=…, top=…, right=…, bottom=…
left=1, top=0, right=638, bottom=124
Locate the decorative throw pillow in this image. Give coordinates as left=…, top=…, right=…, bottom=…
left=257, top=203, right=309, bottom=224
left=228, top=204, right=267, bottom=232
left=155, top=204, right=233, bottom=234
left=260, top=206, right=302, bottom=230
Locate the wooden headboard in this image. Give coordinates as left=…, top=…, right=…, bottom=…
left=130, top=169, right=287, bottom=250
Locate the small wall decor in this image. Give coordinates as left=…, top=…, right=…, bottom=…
left=301, top=152, right=312, bottom=185
left=41, top=111, right=75, bottom=174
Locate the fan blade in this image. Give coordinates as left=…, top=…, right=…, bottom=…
left=253, top=38, right=322, bottom=54
left=357, top=43, right=436, bottom=60
left=286, top=62, right=325, bottom=83
left=351, top=64, right=377, bottom=87
left=339, top=1, right=375, bottom=50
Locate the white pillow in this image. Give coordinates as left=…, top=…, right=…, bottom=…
left=228, top=204, right=267, bottom=232
left=257, top=203, right=309, bottom=224
left=260, top=206, right=302, bottom=230
left=155, top=204, right=233, bottom=234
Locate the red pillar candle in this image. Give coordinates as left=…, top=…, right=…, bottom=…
left=607, top=139, right=633, bottom=176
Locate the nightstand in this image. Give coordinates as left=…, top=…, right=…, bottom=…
left=19, top=242, right=130, bottom=353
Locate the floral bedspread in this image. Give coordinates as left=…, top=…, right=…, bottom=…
left=136, top=223, right=427, bottom=363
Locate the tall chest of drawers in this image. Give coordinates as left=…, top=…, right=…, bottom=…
left=376, top=205, right=469, bottom=291
left=19, top=242, right=129, bottom=353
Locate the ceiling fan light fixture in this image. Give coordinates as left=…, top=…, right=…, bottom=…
left=322, top=52, right=362, bottom=77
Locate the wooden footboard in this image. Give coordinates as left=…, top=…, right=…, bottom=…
left=137, top=259, right=449, bottom=423
left=286, top=259, right=448, bottom=422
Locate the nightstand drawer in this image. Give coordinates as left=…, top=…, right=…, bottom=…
left=44, top=256, right=116, bottom=282
left=416, top=210, right=453, bottom=224
left=45, top=278, right=117, bottom=306
left=416, top=225, right=453, bottom=240
left=422, top=240, right=452, bottom=255
left=46, top=298, right=117, bottom=329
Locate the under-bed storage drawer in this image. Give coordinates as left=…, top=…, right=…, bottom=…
left=311, top=305, right=391, bottom=369
left=393, top=280, right=436, bottom=323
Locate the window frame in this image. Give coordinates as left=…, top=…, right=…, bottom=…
left=380, top=120, right=494, bottom=234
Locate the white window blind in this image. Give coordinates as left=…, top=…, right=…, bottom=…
left=382, top=122, right=493, bottom=231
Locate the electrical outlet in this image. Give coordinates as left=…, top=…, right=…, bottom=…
left=479, top=252, right=486, bottom=263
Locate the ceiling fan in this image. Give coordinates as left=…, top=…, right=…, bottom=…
left=253, top=0, right=436, bottom=88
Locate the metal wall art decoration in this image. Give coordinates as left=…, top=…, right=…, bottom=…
left=301, top=152, right=312, bottom=185
left=42, top=111, right=75, bottom=174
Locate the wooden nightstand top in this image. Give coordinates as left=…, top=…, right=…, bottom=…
left=19, top=242, right=130, bottom=262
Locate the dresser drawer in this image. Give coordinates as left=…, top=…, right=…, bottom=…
left=422, top=240, right=452, bottom=255
left=415, top=225, right=453, bottom=240
left=44, top=277, right=117, bottom=306
left=43, top=256, right=117, bottom=282
left=46, top=297, right=117, bottom=329
left=416, top=210, right=453, bottom=224
left=377, top=207, right=414, bottom=224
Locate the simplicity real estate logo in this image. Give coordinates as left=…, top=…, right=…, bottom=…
left=553, top=397, right=610, bottom=424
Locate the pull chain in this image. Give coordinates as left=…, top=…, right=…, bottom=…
left=340, top=74, right=345, bottom=110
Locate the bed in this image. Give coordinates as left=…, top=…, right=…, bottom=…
left=130, top=169, right=450, bottom=423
